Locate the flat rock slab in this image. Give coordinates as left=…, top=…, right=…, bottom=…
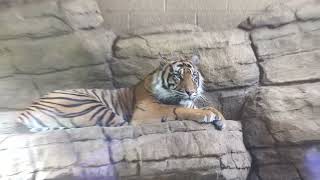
left=244, top=82, right=320, bottom=146
left=0, top=120, right=250, bottom=180
left=112, top=29, right=259, bottom=90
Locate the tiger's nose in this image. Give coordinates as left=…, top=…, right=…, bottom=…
left=185, top=90, right=195, bottom=97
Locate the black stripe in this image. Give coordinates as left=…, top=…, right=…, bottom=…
left=110, top=93, right=119, bottom=115
left=95, top=109, right=109, bottom=126
left=25, top=111, right=47, bottom=127
left=39, top=99, right=98, bottom=108
left=161, top=65, right=171, bottom=89
left=91, top=89, right=101, bottom=101
left=62, top=104, right=102, bottom=118
left=101, top=91, right=110, bottom=108
left=90, top=106, right=108, bottom=121
left=31, top=102, right=63, bottom=115
left=40, top=96, right=96, bottom=103
left=105, top=112, right=115, bottom=126
left=30, top=106, right=65, bottom=127
left=51, top=91, right=88, bottom=97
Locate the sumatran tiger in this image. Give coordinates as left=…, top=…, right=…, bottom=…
left=18, top=54, right=226, bottom=132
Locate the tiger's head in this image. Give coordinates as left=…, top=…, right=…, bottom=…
left=151, top=53, right=204, bottom=107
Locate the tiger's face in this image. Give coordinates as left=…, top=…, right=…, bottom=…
left=152, top=54, right=204, bottom=106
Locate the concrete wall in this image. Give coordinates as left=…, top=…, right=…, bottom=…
left=97, top=0, right=283, bottom=34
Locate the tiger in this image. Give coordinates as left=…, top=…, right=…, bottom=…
left=18, top=53, right=226, bottom=132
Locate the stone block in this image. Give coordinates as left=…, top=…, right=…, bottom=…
left=73, top=140, right=110, bottom=166
left=296, top=2, right=320, bottom=21
left=199, top=45, right=258, bottom=90
left=253, top=30, right=320, bottom=60
left=243, top=83, right=320, bottom=145
left=112, top=29, right=255, bottom=89
left=0, top=1, right=71, bottom=40
left=132, top=24, right=202, bottom=36
left=260, top=50, right=320, bottom=85
left=0, top=76, right=40, bottom=109
left=101, top=12, right=129, bottom=34
left=32, top=64, right=113, bottom=95
left=239, top=3, right=296, bottom=29
left=257, top=165, right=301, bottom=180
left=114, top=30, right=249, bottom=58
left=67, top=126, right=105, bottom=141
left=61, top=0, right=104, bottom=30
left=35, top=169, right=74, bottom=180
left=0, top=34, right=104, bottom=74
left=115, top=162, right=138, bottom=177
left=31, top=143, right=77, bottom=170
left=0, top=148, right=35, bottom=176
left=0, top=121, right=249, bottom=179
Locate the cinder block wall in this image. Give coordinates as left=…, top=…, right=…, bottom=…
left=97, top=0, right=282, bottom=34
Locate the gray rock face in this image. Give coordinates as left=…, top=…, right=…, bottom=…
left=0, top=121, right=251, bottom=180
left=242, top=83, right=320, bottom=179
left=243, top=83, right=320, bottom=145
left=0, top=0, right=116, bottom=110
left=0, top=1, right=71, bottom=40
left=112, top=29, right=259, bottom=90
left=61, top=0, right=104, bottom=30
left=240, top=1, right=320, bottom=179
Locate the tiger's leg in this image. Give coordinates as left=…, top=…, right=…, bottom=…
left=131, top=104, right=225, bottom=130
left=162, top=106, right=226, bottom=130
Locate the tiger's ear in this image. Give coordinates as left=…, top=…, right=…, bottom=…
left=191, top=54, right=200, bottom=65
left=159, top=53, right=169, bottom=68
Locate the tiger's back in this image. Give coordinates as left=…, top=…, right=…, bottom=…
left=18, top=88, right=135, bottom=132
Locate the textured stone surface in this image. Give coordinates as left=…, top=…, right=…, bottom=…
left=0, top=76, right=40, bottom=109
left=241, top=2, right=320, bottom=179
left=61, top=0, right=104, bottom=30
left=244, top=83, right=320, bottom=145
left=260, top=50, right=320, bottom=84
left=249, top=20, right=320, bottom=85
left=239, top=3, right=296, bottom=29
left=296, top=2, right=320, bottom=21
left=0, top=121, right=250, bottom=180
left=0, top=33, right=106, bottom=75
left=0, top=1, right=71, bottom=40
left=112, top=29, right=259, bottom=89
left=131, top=24, right=203, bottom=36
left=0, top=0, right=116, bottom=111
left=203, top=86, right=256, bottom=120
left=242, top=83, right=320, bottom=179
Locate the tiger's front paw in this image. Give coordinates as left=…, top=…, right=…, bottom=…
left=212, top=120, right=226, bottom=130
left=201, top=109, right=226, bottom=130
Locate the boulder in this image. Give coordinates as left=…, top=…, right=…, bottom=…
left=0, top=121, right=251, bottom=180
left=243, top=83, right=320, bottom=145
left=0, top=30, right=114, bottom=75
left=0, top=1, right=72, bottom=40
left=112, top=29, right=259, bottom=90
left=61, top=0, right=104, bottom=30
left=242, top=83, right=320, bottom=179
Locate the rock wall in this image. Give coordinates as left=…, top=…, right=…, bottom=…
left=239, top=0, right=320, bottom=179
left=0, top=0, right=260, bottom=121
left=0, top=0, right=320, bottom=180
left=0, top=121, right=251, bottom=180
left=0, top=0, right=115, bottom=111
